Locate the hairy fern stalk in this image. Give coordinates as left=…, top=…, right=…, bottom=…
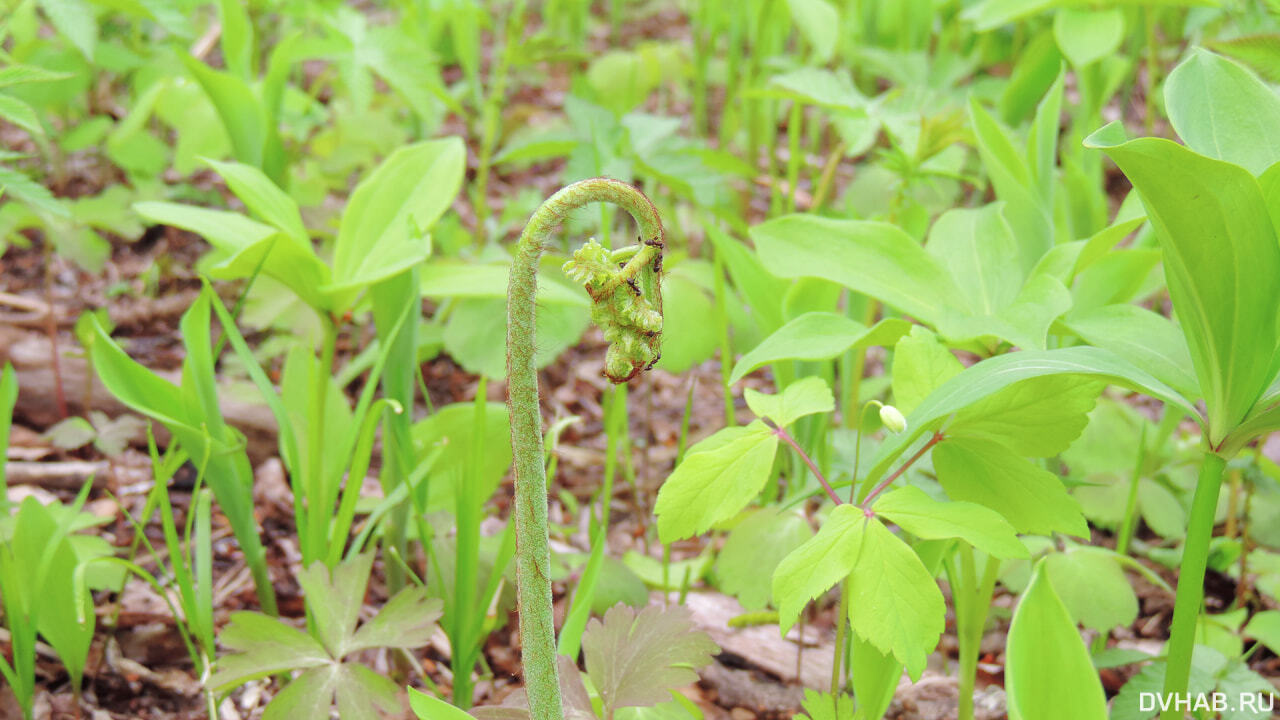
left=506, top=178, right=664, bottom=720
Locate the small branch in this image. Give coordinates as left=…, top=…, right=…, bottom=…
left=860, top=431, right=945, bottom=509
left=773, top=425, right=842, bottom=506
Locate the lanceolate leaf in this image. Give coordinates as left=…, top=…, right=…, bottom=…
left=1066, top=304, right=1200, bottom=399
left=655, top=422, right=778, bottom=542
left=872, top=486, right=1028, bottom=559
left=864, top=347, right=1200, bottom=485
left=729, top=314, right=910, bottom=384
left=1086, top=124, right=1280, bottom=444
left=1005, top=562, right=1108, bottom=720
left=582, top=605, right=717, bottom=716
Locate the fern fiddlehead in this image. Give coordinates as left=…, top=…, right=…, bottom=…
left=506, top=178, right=664, bottom=720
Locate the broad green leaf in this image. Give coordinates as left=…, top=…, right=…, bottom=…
left=329, top=138, right=465, bottom=307
left=730, top=313, right=909, bottom=384
left=411, top=403, right=511, bottom=512
left=872, top=486, right=1028, bottom=559
left=1043, top=548, right=1138, bottom=632
left=988, top=272, right=1073, bottom=350
left=847, top=519, right=945, bottom=680
left=441, top=297, right=588, bottom=381
left=744, top=376, right=835, bottom=428
left=964, top=0, right=1219, bottom=31
left=850, top=636, right=901, bottom=720
left=1005, top=562, right=1107, bottom=720
left=419, top=262, right=587, bottom=306
left=1208, top=33, right=1280, bottom=84
left=705, top=225, right=788, bottom=336
left=750, top=216, right=964, bottom=330
left=715, top=508, right=813, bottom=610
left=933, top=437, right=1089, bottom=537
left=208, top=612, right=330, bottom=689
left=948, top=375, right=1103, bottom=457
left=926, top=203, right=1023, bottom=316
left=773, top=504, right=868, bottom=634
left=582, top=605, right=717, bottom=715
left=263, top=666, right=340, bottom=720
left=1066, top=304, right=1199, bottom=399
left=0, top=94, right=43, bottom=137
left=655, top=422, right=778, bottom=542
left=203, top=158, right=308, bottom=245
left=39, top=0, right=96, bottom=60
left=333, top=664, right=401, bottom=720
left=656, top=268, right=718, bottom=373
left=409, top=689, right=475, bottom=720
left=865, top=347, right=1200, bottom=486
left=891, top=327, right=963, bottom=415
left=1053, top=8, right=1124, bottom=68
left=785, top=0, right=839, bottom=63
left=181, top=56, right=281, bottom=181
left=1087, top=125, right=1280, bottom=443
left=1164, top=49, right=1280, bottom=175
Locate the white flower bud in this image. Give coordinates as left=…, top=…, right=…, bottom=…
left=879, top=404, right=907, bottom=433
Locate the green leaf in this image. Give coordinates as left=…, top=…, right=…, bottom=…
left=773, top=507, right=944, bottom=679
left=1052, top=8, right=1124, bottom=68
left=1005, top=561, right=1107, bottom=720
left=411, top=402, right=511, bottom=512
left=347, top=587, right=443, bottom=654
left=927, top=204, right=1024, bottom=316
left=1244, top=610, right=1280, bottom=657
left=964, top=0, right=1220, bottom=31
left=296, top=553, right=374, bottom=658
left=793, top=689, right=854, bottom=720
left=865, top=347, right=1200, bottom=486
left=655, top=422, right=779, bottom=542
left=582, top=604, right=718, bottom=716
left=329, top=138, right=465, bottom=308
left=409, top=689, right=476, bottom=720
left=1043, top=548, right=1138, bottom=632
left=968, top=97, right=1051, bottom=272
left=850, top=636, right=900, bottom=720
left=948, top=375, right=1104, bottom=457
left=181, top=56, right=280, bottom=181
left=0, top=94, right=43, bottom=137
left=847, top=519, right=945, bottom=680
left=730, top=313, right=909, bottom=384
left=715, top=508, right=813, bottom=610
left=208, top=612, right=330, bottom=690
left=872, top=486, right=1028, bottom=559
left=0, top=65, right=75, bottom=88
left=1086, top=124, right=1280, bottom=444
left=203, top=158, right=308, bottom=245
left=785, top=0, right=839, bottom=63
left=744, top=377, right=835, bottom=428
left=419, top=262, right=587, bottom=306
left=39, top=0, right=96, bottom=60
left=42, top=417, right=95, bottom=450
left=1164, top=49, right=1280, bottom=176
left=750, top=215, right=964, bottom=330
left=1065, top=304, right=1199, bottom=399
left=263, top=666, right=340, bottom=720
left=0, top=165, right=69, bottom=218
left=933, top=437, right=1089, bottom=537
left=891, top=327, right=963, bottom=415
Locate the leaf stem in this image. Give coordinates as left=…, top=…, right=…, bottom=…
left=508, top=178, right=663, bottom=720
left=773, top=425, right=842, bottom=506
left=860, top=431, right=945, bottom=508
left=1160, top=450, right=1226, bottom=719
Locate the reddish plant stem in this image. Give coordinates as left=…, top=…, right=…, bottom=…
left=773, top=426, right=843, bottom=506
left=860, top=431, right=945, bottom=509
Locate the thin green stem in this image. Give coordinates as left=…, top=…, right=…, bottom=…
left=1160, top=450, right=1227, bottom=719
left=1116, top=424, right=1148, bottom=556
left=508, top=179, right=663, bottom=720
left=831, top=575, right=851, bottom=694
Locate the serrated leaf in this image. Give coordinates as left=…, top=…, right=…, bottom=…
left=582, top=605, right=718, bottom=716
left=208, top=612, right=330, bottom=690
left=872, top=486, right=1027, bottom=559
left=744, top=377, right=835, bottom=428
left=933, top=437, right=1089, bottom=537
left=1043, top=547, right=1137, bottom=632
left=730, top=314, right=909, bottom=384
left=654, top=422, right=778, bottom=542
left=891, top=327, right=963, bottom=415
left=949, top=375, right=1104, bottom=457
left=773, top=505, right=867, bottom=634
left=1005, top=562, right=1107, bottom=720
left=0, top=94, right=44, bottom=137
left=793, top=689, right=854, bottom=720
left=848, top=519, right=946, bottom=680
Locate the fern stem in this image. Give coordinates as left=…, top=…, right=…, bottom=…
left=508, top=178, right=663, bottom=720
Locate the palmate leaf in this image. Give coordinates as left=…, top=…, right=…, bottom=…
left=582, top=605, right=718, bottom=717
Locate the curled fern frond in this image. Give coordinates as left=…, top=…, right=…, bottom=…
left=563, top=238, right=664, bottom=383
